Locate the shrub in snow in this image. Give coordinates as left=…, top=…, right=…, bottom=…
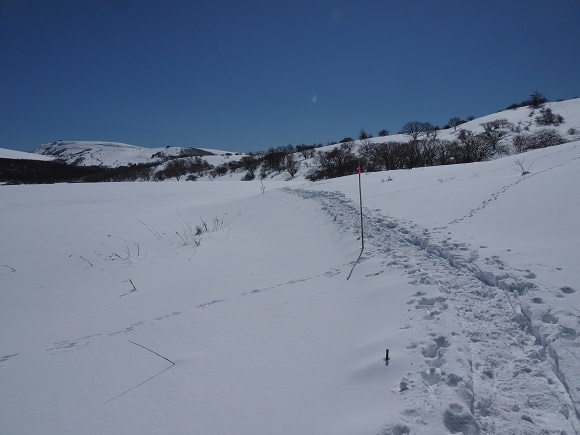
left=154, top=157, right=213, bottom=181
left=306, top=142, right=357, bottom=181
left=358, top=128, right=371, bottom=140
left=242, top=171, right=255, bottom=181
left=532, top=128, right=566, bottom=148
left=283, top=153, right=300, bottom=178
left=449, top=130, right=493, bottom=163
left=479, top=119, right=513, bottom=152
left=527, top=90, right=548, bottom=109
left=210, top=164, right=228, bottom=178
left=240, top=155, right=260, bottom=178
left=446, top=116, right=465, bottom=131
left=511, top=129, right=566, bottom=152
left=296, top=144, right=317, bottom=159
left=262, top=146, right=291, bottom=173
left=513, top=158, right=533, bottom=176
left=535, top=107, right=565, bottom=126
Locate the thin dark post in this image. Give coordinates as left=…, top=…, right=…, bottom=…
left=358, top=162, right=364, bottom=250
left=385, top=348, right=390, bottom=366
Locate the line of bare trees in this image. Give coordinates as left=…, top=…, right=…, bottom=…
left=307, top=120, right=566, bottom=181
left=208, top=144, right=319, bottom=180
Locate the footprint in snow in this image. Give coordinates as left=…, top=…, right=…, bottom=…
left=540, top=312, right=558, bottom=324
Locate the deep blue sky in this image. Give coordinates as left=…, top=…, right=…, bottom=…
left=1, top=0, right=579, bottom=153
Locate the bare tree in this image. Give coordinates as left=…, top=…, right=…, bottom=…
left=401, top=141, right=423, bottom=169
left=424, top=123, right=439, bottom=140
left=451, top=130, right=492, bottom=163
left=296, top=145, right=316, bottom=159
left=480, top=119, right=512, bottom=151
left=359, top=129, right=371, bottom=140
left=283, top=153, right=300, bottom=178
left=240, top=155, right=260, bottom=177
left=307, top=142, right=357, bottom=180
left=358, top=139, right=381, bottom=172
left=400, top=121, right=428, bottom=141
left=435, top=139, right=454, bottom=165
left=528, top=90, right=548, bottom=109
left=448, top=117, right=463, bottom=132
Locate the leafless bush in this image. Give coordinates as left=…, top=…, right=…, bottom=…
left=479, top=119, right=513, bottom=151
left=511, top=129, right=566, bottom=152
left=449, top=130, right=493, bottom=163
left=535, top=107, right=564, bottom=126
left=306, top=142, right=357, bottom=181
left=283, top=153, right=301, bottom=178
left=513, top=158, right=533, bottom=176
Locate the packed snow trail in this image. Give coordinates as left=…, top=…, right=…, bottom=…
left=286, top=187, right=579, bottom=435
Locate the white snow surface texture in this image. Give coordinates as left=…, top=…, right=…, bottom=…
left=2, top=106, right=580, bottom=433
left=0, top=147, right=54, bottom=161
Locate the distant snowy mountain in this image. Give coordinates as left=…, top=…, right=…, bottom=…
left=32, top=141, right=214, bottom=168
left=0, top=147, right=54, bottom=161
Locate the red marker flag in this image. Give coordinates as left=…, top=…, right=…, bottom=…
left=357, top=165, right=361, bottom=174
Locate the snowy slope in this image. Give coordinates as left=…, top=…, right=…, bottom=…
left=366, top=98, right=580, bottom=147
left=32, top=141, right=214, bottom=168
left=1, top=140, right=579, bottom=434
left=0, top=147, right=54, bottom=161
left=264, top=98, right=580, bottom=182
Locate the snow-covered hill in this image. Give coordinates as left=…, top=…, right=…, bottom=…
left=0, top=147, right=54, bottom=161
left=1, top=139, right=579, bottom=433
left=15, top=98, right=580, bottom=176
left=312, top=98, right=580, bottom=153
left=263, top=98, right=580, bottom=182
left=32, top=140, right=215, bottom=168
left=0, top=98, right=576, bottom=185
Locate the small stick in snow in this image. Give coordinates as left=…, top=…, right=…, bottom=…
left=129, top=340, right=175, bottom=366
left=103, top=365, right=173, bottom=404
left=103, top=341, right=175, bottom=404
left=2, top=264, right=16, bottom=272
left=119, top=279, right=138, bottom=297
left=385, top=349, right=390, bottom=366
left=78, top=256, right=93, bottom=267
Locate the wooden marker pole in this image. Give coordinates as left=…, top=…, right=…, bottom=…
left=358, top=162, right=364, bottom=250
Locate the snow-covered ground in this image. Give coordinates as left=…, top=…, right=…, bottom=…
left=1, top=139, right=579, bottom=433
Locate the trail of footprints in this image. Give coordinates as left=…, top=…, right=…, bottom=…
left=40, top=264, right=346, bottom=356
left=436, top=155, right=580, bottom=232
left=286, top=188, right=579, bottom=435
left=45, top=312, right=181, bottom=355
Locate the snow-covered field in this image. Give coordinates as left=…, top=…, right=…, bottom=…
left=1, top=141, right=579, bottom=434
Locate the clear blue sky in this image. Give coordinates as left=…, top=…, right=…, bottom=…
left=1, top=0, right=579, bottom=153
